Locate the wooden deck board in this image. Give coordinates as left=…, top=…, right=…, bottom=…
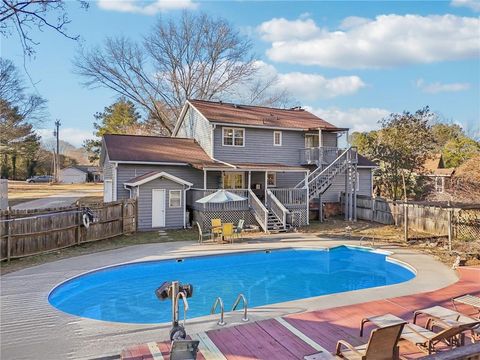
left=121, top=267, right=480, bottom=360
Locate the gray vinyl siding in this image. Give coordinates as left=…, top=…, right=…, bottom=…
left=320, top=168, right=372, bottom=202
left=275, top=172, right=305, bottom=188
left=137, top=178, right=185, bottom=230
left=176, top=106, right=213, bottom=157
left=116, top=165, right=203, bottom=200
left=322, top=132, right=338, bottom=147
left=103, top=153, right=113, bottom=180
left=213, top=127, right=305, bottom=165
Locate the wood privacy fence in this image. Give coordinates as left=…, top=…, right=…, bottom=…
left=341, top=194, right=480, bottom=240
left=0, top=199, right=136, bottom=261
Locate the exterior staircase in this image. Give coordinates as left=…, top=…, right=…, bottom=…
left=267, top=210, right=288, bottom=233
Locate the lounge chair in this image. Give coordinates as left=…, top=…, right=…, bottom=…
left=195, top=221, right=211, bottom=244
left=453, top=294, right=480, bottom=314
left=413, top=305, right=480, bottom=342
left=233, top=219, right=245, bottom=242
left=211, top=218, right=222, bottom=242
left=336, top=322, right=405, bottom=359
left=361, top=313, right=474, bottom=355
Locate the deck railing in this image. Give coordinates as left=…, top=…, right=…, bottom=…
left=266, top=190, right=289, bottom=228
left=269, top=188, right=308, bottom=207
left=188, top=189, right=249, bottom=212
left=300, top=146, right=358, bottom=166
left=248, top=189, right=268, bottom=232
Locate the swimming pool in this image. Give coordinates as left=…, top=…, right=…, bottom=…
left=48, top=246, right=415, bottom=324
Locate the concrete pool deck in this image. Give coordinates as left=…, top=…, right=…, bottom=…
left=0, top=234, right=460, bottom=360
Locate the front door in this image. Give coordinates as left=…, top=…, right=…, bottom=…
left=152, top=189, right=166, bottom=227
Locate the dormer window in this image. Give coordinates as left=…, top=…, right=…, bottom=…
left=273, top=131, right=282, bottom=146
left=223, top=127, right=244, bottom=147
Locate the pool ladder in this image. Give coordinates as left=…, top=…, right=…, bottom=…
left=211, top=293, right=249, bottom=326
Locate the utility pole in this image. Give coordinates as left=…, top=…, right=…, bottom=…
left=53, top=120, right=61, bottom=182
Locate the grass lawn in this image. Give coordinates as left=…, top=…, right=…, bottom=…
left=7, top=181, right=103, bottom=207
left=0, top=228, right=198, bottom=275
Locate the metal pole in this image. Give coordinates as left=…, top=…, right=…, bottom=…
left=54, top=120, right=61, bottom=182
left=171, top=281, right=179, bottom=325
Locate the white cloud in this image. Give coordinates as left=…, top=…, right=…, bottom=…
left=257, top=17, right=322, bottom=42
left=36, top=128, right=92, bottom=148
left=97, top=0, right=197, bottom=15
left=306, top=106, right=391, bottom=132
left=258, top=14, right=480, bottom=69
left=277, top=72, right=365, bottom=100
left=416, top=78, right=471, bottom=93
left=252, top=61, right=365, bottom=100
left=451, top=0, right=480, bottom=12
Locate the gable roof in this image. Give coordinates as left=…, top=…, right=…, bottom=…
left=184, top=99, right=347, bottom=131
left=124, top=171, right=193, bottom=187
left=103, top=134, right=230, bottom=169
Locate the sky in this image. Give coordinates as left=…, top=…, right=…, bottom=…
left=2, top=0, right=480, bottom=147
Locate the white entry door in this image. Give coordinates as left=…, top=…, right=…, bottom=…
left=152, top=189, right=166, bottom=227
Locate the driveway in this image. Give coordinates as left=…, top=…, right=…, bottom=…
left=12, top=189, right=101, bottom=210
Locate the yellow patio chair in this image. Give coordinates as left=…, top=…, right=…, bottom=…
left=211, top=218, right=222, bottom=241
left=222, top=223, right=234, bottom=243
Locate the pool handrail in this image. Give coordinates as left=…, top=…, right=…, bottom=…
left=211, top=297, right=226, bottom=326
left=232, top=293, right=249, bottom=322
left=175, top=292, right=189, bottom=327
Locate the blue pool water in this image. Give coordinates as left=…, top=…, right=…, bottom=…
left=48, top=246, right=415, bottom=324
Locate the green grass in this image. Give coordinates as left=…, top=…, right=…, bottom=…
left=0, top=228, right=197, bottom=275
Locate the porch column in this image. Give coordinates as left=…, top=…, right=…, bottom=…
left=264, top=171, right=268, bottom=202
left=203, top=170, right=207, bottom=190
left=318, top=128, right=322, bottom=147
left=248, top=171, right=251, bottom=190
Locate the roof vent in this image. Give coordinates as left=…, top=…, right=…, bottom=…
left=290, top=106, right=304, bottom=111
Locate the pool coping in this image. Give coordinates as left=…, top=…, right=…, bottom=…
left=0, top=234, right=459, bottom=360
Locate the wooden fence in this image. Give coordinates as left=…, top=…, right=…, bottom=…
left=0, top=199, right=136, bottom=261
left=342, top=194, right=480, bottom=240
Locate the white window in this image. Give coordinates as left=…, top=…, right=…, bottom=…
left=169, top=190, right=182, bottom=208
left=273, top=131, right=282, bottom=146
left=267, top=172, right=276, bottom=187
left=223, top=127, right=244, bottom=147
left=223, top=172, right=244, bottom=189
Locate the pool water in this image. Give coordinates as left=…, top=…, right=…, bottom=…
left=48, top=247, right=415, bottom=324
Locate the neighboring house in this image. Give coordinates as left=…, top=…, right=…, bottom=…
left=59, top=166, right=103, bottom=184
left=419, top=154, right=455, bottom=193
left=101, top=99, right=377, bottom=232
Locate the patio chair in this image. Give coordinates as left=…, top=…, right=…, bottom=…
left=195, top=221, right=211, bottom=244
left=211, top=218, right=222, bottom=242
left=402, top=321, right=476, bottom=354
left=453, top=294, right=480, bottom=314
left=233, top=219, right=245, bottom=243
left=336, top=322, right=405, bottom=360
left=222, top=223, right=234, bottom=243
left=413, top=305, right=480, bottom=342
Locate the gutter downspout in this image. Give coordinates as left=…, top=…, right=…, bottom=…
left=112, top=162, right=118, bottom=201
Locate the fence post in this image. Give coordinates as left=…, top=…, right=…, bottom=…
left=404, top=203, right=409, bottom=242
left=76, top=204, right=82, bottom=246
left=447, top=207, right=453, bottom=252
left=371, top=197, right=376, bottom=222
left=7, top=215, right=12, bottom=262
left=120, top=201, right=125, bottom=234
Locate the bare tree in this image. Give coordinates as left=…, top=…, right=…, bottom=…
left=0, top=57, right=46, bottom=123
left=75, top=11, right=289, bottom=135
left=0, top=0, right=88, bottom=56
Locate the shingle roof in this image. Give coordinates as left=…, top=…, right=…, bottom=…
left=124, top=171, right=194, bottom=187
left=357, top=154, right=378, bottom=167
left=188, top=99, right=346, bottom=131
left=103, top=134, right=230, bottom=169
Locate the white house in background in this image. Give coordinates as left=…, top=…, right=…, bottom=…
left=59, top=166, right=103, bottom=184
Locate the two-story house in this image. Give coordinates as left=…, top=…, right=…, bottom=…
left=101, top=99, right=376, bottom=232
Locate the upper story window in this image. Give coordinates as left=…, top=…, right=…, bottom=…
left=223, top=127, right=244, bottom=147
left=273, top=131, right=282, bottom=146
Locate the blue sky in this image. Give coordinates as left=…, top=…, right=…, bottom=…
left=3, top=0, right=479, bottom=147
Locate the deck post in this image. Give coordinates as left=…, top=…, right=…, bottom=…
left=248, top=171, right=251, bottom=190
left=203, top=170, right=207, bottom=190
left=264, top=171, right=268, bottom=203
